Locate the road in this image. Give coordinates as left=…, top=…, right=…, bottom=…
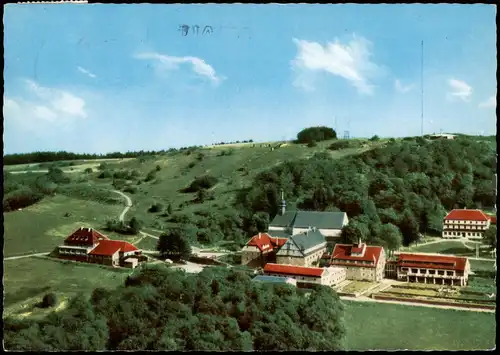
left=4, top=252, right=50, bottom=261
left=8, top=170, right=81, bottom=174
left=341, top=295, right=495, bottom=313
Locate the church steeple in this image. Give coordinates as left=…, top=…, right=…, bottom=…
left=280, top=189, right=286, bottom=216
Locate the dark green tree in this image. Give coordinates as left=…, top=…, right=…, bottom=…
left=157, top=229, right=192, bottom=261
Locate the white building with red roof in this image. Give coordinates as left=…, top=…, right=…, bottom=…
left=57, top=227, right=142, bottom=268
left=263, top=263, right=346, bottom=287
left=241, top=232, right=288, bottom=268
left=442, top=209, right=492, bottom=240
left=391, top=252, right=470, bottom=287
left=329, top=240, right=386, bottom=282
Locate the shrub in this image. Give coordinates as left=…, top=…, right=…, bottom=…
left=41, top=292, right=57, bottom=308
left=156, top=165, right=161, bottom=171
left=370, top=135, right=380, bottom=141
left=3, top=187, right=44, bottom=212
left=187, top=162, right=196, bottom=169
left=196, top=153, right=205, bottom=161
left=98, top=170, right=113, bottom=179
left=328, top=140, right=351, bottom=151
left=123, top=186, right=138, bottom=194
left=145, top=171, right=156, bottom=182
left=307, top=141, right=317, bottom=148
left=182, top=175, right=218, bottom=193
left=149, top=202, right=164, bottom=213
left=84, top=168, right=93, bottom=174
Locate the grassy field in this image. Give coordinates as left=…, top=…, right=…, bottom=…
left=343, top=301, right=496, bottom=350
left=470, top=259, right=496, bottom=271
left=3, top=158, right=134, bottom=172
left=3, top=195, right=122, bottom=257
left=341, top=281, right=377, bottom=294
left=408, top=240, right=493, bottom=258
left=3, top=257, right=130, bottom=311
left=135, top=236, right=159, bottom=250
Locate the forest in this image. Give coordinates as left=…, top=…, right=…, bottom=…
left=3, top=266, right=345, bottom=351
left=236, top=136, right=496, bottom=251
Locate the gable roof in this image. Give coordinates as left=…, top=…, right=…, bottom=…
left=330, top=243, right=384, bottom=267
left=264, top=263, right=325, bottom=278
left=89, top=240, right=139, bottom=256
left=396, top=253, right=468, bottom=272
left=246, top=233, right=276, bottom=253
left=277, top=230, right=326, bottom=257
left=293, top=211, right=346, bottom=230
left=64, top=227, right=109, bottom=246
left=269, top=211, right=297, bottom=228
left=444, top=209, right=490, bottom=221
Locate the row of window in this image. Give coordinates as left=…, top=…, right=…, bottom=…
left=401, top=267, right=455, bottom=276
left=59, top=249, right=87, bottom=255
left=443, top=231, right=483, bottom=237
left=444, top=225, right=486, bottom=230
left=445, top=220, right=486, bottom=225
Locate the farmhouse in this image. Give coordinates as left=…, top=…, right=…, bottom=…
left=268, top=194, right=348, bottom=246
left=329, top=240, right=386, bottom=282
left=442, top=209, right=492, bottom=240
left=57, top=227, right=143, bottom=268
left=263, top=263, right=346, bottom=287
left=241, top=232, right=288, bottom=268
left=390, top=252, right=470, bottom=287
left=275, top=228, right=327, bottom=267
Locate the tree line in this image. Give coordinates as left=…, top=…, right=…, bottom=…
left=4, top=265, right=346, bottom=351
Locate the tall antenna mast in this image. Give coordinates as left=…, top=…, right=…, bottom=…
left=421, top=40, right=424, bottom=137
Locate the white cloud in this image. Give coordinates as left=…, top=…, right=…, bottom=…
left=135, top=52, right=224, bottom=84
left=394, top=79, right=414, bottom=93
left=25, top=79, right=87, bottom=118
left=291, top=35, right=383, bottom=95
left=447, top=78, right=472, bottom=102
left=3, top=80, right=88, bottom=128
left=478, top=95, right=496, bottom=108
left=77, top=66, right=97, bottom=78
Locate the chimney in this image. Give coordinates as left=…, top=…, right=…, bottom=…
left=280, top=189, right=286, bottom=216
left=358, top=238, right=361, bottom=247
left=258, top=232, right=261, bottom=239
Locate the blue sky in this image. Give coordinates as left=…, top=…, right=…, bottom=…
left=3, top=4, right=497, bottom=154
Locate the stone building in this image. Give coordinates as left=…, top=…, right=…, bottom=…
left=329, top=240, right=386, bottom=282
left=275, top=228, right=327, bottom=267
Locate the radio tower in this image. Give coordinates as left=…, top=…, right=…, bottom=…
left=421, top=40, right=424, bottom=137
left=343, top=119, right=351, bottom=139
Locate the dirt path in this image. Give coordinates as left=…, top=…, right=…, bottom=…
left=4, top=252, right=50, bottom=261
left=342, top=295, right=495, bottom=313
left=112, top=190, right=132, bottom=222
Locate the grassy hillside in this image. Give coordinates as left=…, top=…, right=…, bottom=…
left=3, top=135, right=496, bottom=252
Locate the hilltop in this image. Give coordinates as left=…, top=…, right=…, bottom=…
left=3, top=133, right=497, bottom=254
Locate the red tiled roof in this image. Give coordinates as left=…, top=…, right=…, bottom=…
left=330, top=244, right=383, bottom=266
left=487, top=215, right=496, bottom=225
left=444, top=209, right=490, bottom=221
left=396, top=253, right=468, bottom=272
left=64, top=227, right=109, bottom=246
left=89, top=240, right=139, bottom=256
left=246, top=233, right=286, bottom=253
left=264, top=263, right=325, bottom=277
left=271, top=237, right=288, bottom=248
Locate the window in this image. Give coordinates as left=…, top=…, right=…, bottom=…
left=411, top=268, right=418, bottom=273
left=428, top=269, right=435, bottom=275
left=437, top=270, right=445, bottom=275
